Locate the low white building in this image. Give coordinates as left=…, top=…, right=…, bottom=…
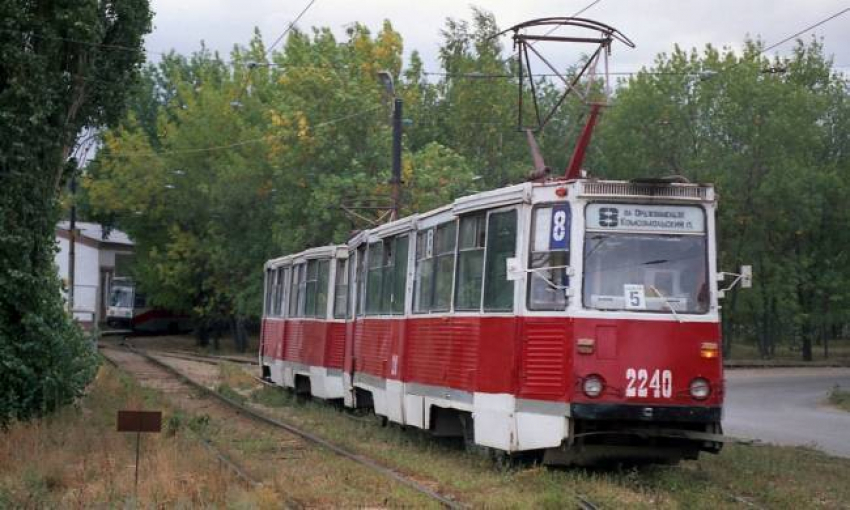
left=55, top=221, right=134, bottom=328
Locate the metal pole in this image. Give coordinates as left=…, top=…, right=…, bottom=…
left=135, top=431, right=141, bottom=495
left=390, top=97, right=403, bottom=221
left=68, top=175, right=77, bottom=312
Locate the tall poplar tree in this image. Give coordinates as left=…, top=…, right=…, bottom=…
left=0, top=1, right=152, bottom=425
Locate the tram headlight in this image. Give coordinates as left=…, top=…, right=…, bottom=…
left=689, top=378, right=711, bottom=400
left=582, top=375, right=604, bottom=398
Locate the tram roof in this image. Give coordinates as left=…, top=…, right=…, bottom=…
left=264, top=178, right=716, bottom=267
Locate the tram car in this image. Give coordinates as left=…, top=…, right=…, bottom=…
left=260, top=178, right=749, bottom=465
left=106, top=277, right=191, bottom=333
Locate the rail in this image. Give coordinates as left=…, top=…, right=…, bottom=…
left=107, top=341, right=465, bottom=509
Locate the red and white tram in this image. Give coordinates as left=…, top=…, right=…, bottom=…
left=260, top=178, right=735, bottom=465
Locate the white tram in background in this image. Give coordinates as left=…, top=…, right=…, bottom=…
left=260, top=178, right=747, bottom=465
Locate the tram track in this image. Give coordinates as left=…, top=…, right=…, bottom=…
left=99, top=342, right=465, bottom=509
left=138, top=346, right=604, bottom=510
left=110, top=341, right=607, bottom=510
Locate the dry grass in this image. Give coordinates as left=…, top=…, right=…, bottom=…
left=236, top=364, right=850, bottom=509
left=0, top=365, right=282, bottom=508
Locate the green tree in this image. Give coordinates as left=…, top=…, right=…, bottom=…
left=0, top=1, right=152, bottom=425
left=597, top=39, right=850, bottom=360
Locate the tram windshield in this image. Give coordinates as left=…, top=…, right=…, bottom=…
left=109, top=285, right=134, bottom=308
left=582, top=233, right=709, bottom=314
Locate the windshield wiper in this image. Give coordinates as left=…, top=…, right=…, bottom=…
left=642, top=259, right=669, bottom=265
left=649, top=285, right=682, bottom=322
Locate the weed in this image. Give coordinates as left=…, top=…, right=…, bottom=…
left=219, top=362, right=256, bottom=390
left=217, top=383, right=248, bottom=404
left=250, top=386, right=291, bottom=408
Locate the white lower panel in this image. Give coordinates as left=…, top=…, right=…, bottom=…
left=515, top=412, right=568, bottom=450
left=403, top=394, right=425, bottom=429
left=472, top=393, right=517, bottom=450
left=342, top=372, right=354, bottom=407
left=385, top=379, right=404, bottom=423
left=271, top=360, right=284, bottom=387
left=309, top=366, right=344, bottom=400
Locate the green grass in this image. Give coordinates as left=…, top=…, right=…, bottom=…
left=243, top=371, right=850, bottom=509
left=726, top=339, right=850, bottom=363
left=828, top=385, right=850, bottom=412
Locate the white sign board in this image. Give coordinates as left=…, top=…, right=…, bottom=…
left=623, top=284, right=646, bottom=310
left=586, top=204, right=704, bottom=233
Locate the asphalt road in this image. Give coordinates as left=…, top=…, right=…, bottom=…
left=723, top=367, right=850, bottom=458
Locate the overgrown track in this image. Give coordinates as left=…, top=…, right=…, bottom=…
left=130, top=346, right=604, bottom=510
left=100, top=343, right=465, bottom=509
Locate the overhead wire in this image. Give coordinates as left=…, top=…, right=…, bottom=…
left=118, top=104, right=383, bottom=157
left=760, top=7, right=849, bottom=55
left=265, top=0, right=319, bottom=56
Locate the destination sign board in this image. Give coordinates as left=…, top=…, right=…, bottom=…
left=586, top=204, right=705, bottom=233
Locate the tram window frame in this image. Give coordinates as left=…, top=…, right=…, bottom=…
left=356, top=245, right=367, bottom=317
left=274, top=266, right=287, bottom=317
left=280, top=266, right=290, bottom=317
left=366, top=241, right=384, bottom=315
left=288, top=264, right=301, bottom=317
left=264, top=269, right=275, bottom=316
left=413, top=229, right=435, bottom=313
left=263, top=268, right=275, bottom=317
left=482, top=209, right=518, bottom=312
left=333, top=258, right=349, bottom=319
left=303, top=260, right=318, bottom=317
left=379, top=240, right=394, bottom=314
left=527, top=205, right=571, bottom=311
left=454, top=213, right=486, bottom=311
left=433, top=221, right=457, bottom=312
left=315, top=259, right=330, bottom=318
left=390, top=235, right=409, bottom=315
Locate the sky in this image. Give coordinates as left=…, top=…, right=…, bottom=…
left=143, top=1, right=850, bottom=76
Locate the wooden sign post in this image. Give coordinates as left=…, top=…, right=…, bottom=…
left=117, top=410, right=162, bottom=495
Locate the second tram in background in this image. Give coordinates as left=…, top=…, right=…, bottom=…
left=106, top=277, right=192, bottom=333
left=259, top=178, right=750, bottom=465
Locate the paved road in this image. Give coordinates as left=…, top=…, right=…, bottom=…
left=723, top=367, right=850, bottom=458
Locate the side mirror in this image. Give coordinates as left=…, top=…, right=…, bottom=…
left=506, top=257, right=522, bottom=281
left=740, top=265, right=752, bottom=288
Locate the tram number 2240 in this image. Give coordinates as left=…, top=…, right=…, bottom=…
left=625, top=368, right=673, bottom=399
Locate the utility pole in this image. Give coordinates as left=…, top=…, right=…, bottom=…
left=68, top=174, right=77, bottom=313
left=390, top=97, right=403, bottom=221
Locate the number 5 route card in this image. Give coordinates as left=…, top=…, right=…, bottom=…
left=624, top=284, right=646, bottom=310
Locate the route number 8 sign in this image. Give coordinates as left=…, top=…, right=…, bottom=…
left=549, top=204, right=570, bottom=250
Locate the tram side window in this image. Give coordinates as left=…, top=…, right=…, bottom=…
left=483, top=209, right=517, bottom=312
left=528, top=205, right=570, bottom=310
left=303, top=259, right=329, bottom=318
left=455, top=213, right=486, bottom=310
left=433, top=222, right=457, bottom=311
left=414, top=229, right=434, bottom=313
left=356, top=245, right=366, bottom=316
left=333, top=259, right=348, bottom=319
left=274, top=267, right=287, bottom=317
left=288, top=263, right=302, bottom=317
left=316, top=260, right=330, bottom=318
left=280, top=267, right=290, bottom=316
left=348, top=252, right=357, bottom=318
left=366, top=242, right=384, bottom=315
left=264, top=269, right=274, bottom=316
left=390, top=235, right=409, bottom=314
